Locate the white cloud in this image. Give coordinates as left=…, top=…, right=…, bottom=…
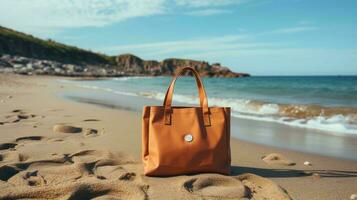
left=100, top=33, right=288, bottom=59
left=269, top=26, right=317, bottom=34
left=0, top=0, right=165, bottom=36
left=101, top=24, right=316, bottom=58
left=0, top=0, right=259, bottom=37
left=298, top=20, right=313, bottom=25
left=98, top=24, right=321, bottom=70
left=185, top=9, right=232, bottom=16
left=174, top=0, right=250, bottom=7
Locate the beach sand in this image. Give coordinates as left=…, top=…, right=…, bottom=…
left=0, top=74, right=356, bottom=200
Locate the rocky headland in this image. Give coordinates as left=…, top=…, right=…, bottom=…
left=0, top=26, right=250, bottom=78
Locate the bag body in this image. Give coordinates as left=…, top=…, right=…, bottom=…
left=142, top=67, right=231, bottom=176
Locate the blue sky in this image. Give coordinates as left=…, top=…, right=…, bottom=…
left=1, top=0, right=356, bottom=75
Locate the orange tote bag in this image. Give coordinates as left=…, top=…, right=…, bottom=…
left=142, top=66, right=231, bottom=176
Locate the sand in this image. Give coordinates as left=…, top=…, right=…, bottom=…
left=0, top=74, right=356, bottom=200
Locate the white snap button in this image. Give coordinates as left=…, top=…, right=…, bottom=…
left=184, top=134, right=193, bottom=142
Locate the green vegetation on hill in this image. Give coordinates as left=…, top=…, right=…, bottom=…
left=0, top=26, right=115, bottom=65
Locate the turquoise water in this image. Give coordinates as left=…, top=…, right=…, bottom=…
left=60, top=76, right=357, bottom=135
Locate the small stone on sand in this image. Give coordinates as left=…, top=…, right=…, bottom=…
left=304, top=161, right=312, bottom=166
left=351, top=194, right=357, bottom=200
left=312, top=173, right=320, bottom=180
left=7, top=95, right=12, bottom=99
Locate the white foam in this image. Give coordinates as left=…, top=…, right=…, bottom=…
left=259, top=104, right=280, bottom=114
left=113, top=76, right=155, bottom=81
left=232, top=113, right=357, bottom=135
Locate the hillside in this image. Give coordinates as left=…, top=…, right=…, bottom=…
left=0, top=26, right=113, bottom=65
left=0, top=26, right=250, bottom=77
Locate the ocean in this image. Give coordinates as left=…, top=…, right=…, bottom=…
left=61, top=76, right=357, bottom=135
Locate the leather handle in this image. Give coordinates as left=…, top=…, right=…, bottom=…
left=163, top=67, right=211, bottom=126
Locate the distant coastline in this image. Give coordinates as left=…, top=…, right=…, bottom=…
left=0, top=26, right=249, bottom=78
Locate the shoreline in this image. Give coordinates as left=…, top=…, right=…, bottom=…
left=58, top=83, right=357, bottom=160
left=57, top=76, right=357, bottom=136
left=1, top=74, right=357, bottom=199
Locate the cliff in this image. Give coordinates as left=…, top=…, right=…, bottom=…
left=0, top=26, right=250, bottom=77
left=114, top=54, right=249, bottom=77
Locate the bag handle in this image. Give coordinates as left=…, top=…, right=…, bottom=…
left=163, top=66, right=210, bottom=126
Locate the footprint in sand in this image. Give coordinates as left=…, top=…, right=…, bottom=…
left=53, top=124, right=82, bottom=133
left=0, top=151, right=29, bottom=163
left=83, top=128, right=98, bottom=137
left=15, top=136, right=45, bottom=143
left=83, top=128, right=104, bottom=137
left=0, top=136, right=45, bottom=150
left=0, top=149, right=146, bottom=199
left=182, top=174, right=247, bottom=199
left=2, top=110, right=37, bottom=124
left=8, top=170, right=46, bottom=186
left=261, top=153, right=296, bottom=166
left=2, top=178, right=148, bottom=199
left=0, top=165, right=21, bottom=181
left=83, top=119, right=101, bottom=122
left=53, top=124, right=102, bottom=137
left=237, top=173, right=293, bottom=200
left=181, top=173, right=293, bottom=200
left=0, top=143, right=17, bottom=150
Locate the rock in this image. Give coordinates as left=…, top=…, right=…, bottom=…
left=53, top=124, right=82, bottom=133
left=0, top=68, right=13, bottom=73
left=0, top=60, right=12, bottom=68
left=99, top=69, right=107, bottom=76
left=304, top=161, right=312, bottom=166
left=43, top=66, right=53, bottom=74
left=1, top=54, right=11, bottom=60
left=312, top=173, right=320, bottom=180
left=13, top=64, right=23, bottom=69
left=75, top=65, right=84, bottom=72
left=115, top=54, right=145, bottom=73
left=12, top=56, right=29, bottom=64
left=1, top=52, right=249, bottom=77
left=351, top=194, right=357, bottom=200
left=7, top=95, right=12, bottom=99
left=1, top=51, right=249, bottom=77
left=54, top=67, right=63, bottom=74
left=114, top=54, right=249, bottom=77
left=64, top=64, right=83, bottom=72
left=26, top=63, right=33, bottom=70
